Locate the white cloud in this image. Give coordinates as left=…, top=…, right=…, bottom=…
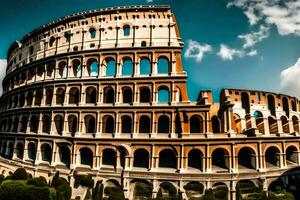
left=280, top=58, right=300, bottom=98
left=184, top=39, right=212, bottom=62
left=0, top=59, right=7, bottom=96
left=217, top=44, right=244, bottom=61
left=238, top=25, right=270, bottom=48
left=247, top=49, right=257, bottom=56
left=228, top=0, right=300, bottom=36
left=146, top=0, right=153, bottom=2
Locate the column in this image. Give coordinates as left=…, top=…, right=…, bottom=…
left=51, top=142, right=57, bottom=166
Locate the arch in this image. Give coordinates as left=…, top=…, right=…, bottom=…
left=158, top=182, right=178, bottom=198
left=254, top=111, right=264, bottom=133
left=159, top=149, right=177, bottom=169
left=121, top=115, right=132, bottom=133
left=58, top=146, right=70, bottom=167
left=49, top=37, right=55, bottom=47
left=282, top=96, right=289, bottom=117
left=291, top=100, right=296, bottom=111
left=132, top=180, right=152, bottom=199
left=45, top=88, right=53, bottom=105
left=190, top=115, right=203, bottom=133
left=139, top=87, right=151, bottom=103
left=30, top=115, right=39, bottom=133
left=139, top=115, right=151, bottom=133
left=41, top=143, right=52, bottom=163
left=238, top=147, right=256, bottom=170
left=133, top=149, right=149, bottom=168
left=157, top=57, right=169, bottom=74
left=267, top=95, right=276, bottom=116
left=265, top=146, right=280, bottom=168
left=56, top=88, right=65, bottom=105
left=158, top=87, right=169, bottom=103
left=211, top=116, right=220, bottom=133
left=19, top=94, right=25, bottom=107
left=158, top=115, right=170, bottom=133
left=212, top=148, right=229, bottom=172
left=89, top=27, right=96, bottom=39
left=16, top=143, right=24, bottom=159
left=72, top=59, right=81, bottom=77
left=27, top=142, right=36, bottom=161
left=84, top=115, right=96, bottom=133
left=102, top=148, right=116, bottom=167
left=281, top=116, right=290, bottom=133
left=58, top=61, right=67, bottom=78
left=102, top=115, right=115, bottom=133
left=268, top=179, right=284, bottom=192
left=241, top=92, right=250, bottom=114
left=13, top=95, right=18, bottom=108
left=46, top=63, right=55, bottom=78
left=103, top=86, right=115, bottom=103
left=20, top=116, right=28, bottom=132
left=123, top=25, right=130, bottom=36
left=140, top=57, right=151, bottom=75
left=86, top=87, right=97, bottom=104
left=268, top=116, right=278, bottom=134
left=7, top=143, right=13, bottom=159
left=286, top=146, right=298, bottom=166
left=12, top=117, right=19, bottom=132
left=87, top=58, right=98, bottom=77
left=236, top=180, right=257, bottom=200
left=122, top=57, right=133, bottom=76
left=105, top=57, right=116, bottom=76
left=54, top=115, right=64, bottom=135
left=26, top=91, right=33, bottom=106
left=188, top=149, right=203, bottom=171
left=34, top=89, right=43, bottom=106
left=42, top=115, right=51, bottom=133
left=292, top=116, right=299, bottom=132
left=68, top=115, right=77, bottom=134
left=122, top=87, right=133, bottom=103
left=80, top=147, right=93, bottom=167
left=69, top=87, right=80, bottom=104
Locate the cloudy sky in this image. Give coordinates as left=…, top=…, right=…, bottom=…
left=0, top=0, right=299, bottom=101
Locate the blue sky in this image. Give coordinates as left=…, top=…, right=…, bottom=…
left=0, top=0, right=299, bottom=102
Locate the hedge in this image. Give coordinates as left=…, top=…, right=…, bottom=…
left=11, top=168, right=28, bottom=180
left=74, top=174, right=94, bottom=188
left=27, top=176, right=48, bottom=187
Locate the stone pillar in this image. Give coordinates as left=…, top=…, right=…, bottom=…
left=51, top=142, right=57, bottom=166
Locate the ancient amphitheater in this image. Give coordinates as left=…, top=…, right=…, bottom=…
left=0, top=5, right=300, bottom=200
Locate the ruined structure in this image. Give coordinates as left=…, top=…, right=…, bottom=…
left=0, top=5, right=300, bottom=199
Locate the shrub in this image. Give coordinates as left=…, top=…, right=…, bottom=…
left=92, top=180, right=103, bottom=200
left=51, top=172, right=72, bottom=200
left=27, top=176, right=48, bottom=187
left=0, top=174, right=5, bottom=184
left=74, top=174, right=94, bottom=188
left=134, top=182, right=152, bottom=198
left=160, top=182, right=177, bottom=196
left=105, top=186, right=125, bottom=200
left=11, top=168, right=28, bottom=180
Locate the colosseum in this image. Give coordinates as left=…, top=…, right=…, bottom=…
left=0, top=5, right=300, bottom=200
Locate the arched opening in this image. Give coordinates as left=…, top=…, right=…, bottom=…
left=118, top=146, right=127, bottom=169
left=188, top=149, right=203, bottom=171
left=282, top=97, right=289, bottom=117
left=139, top=115, right=151, bottom=133
left=102, top=115, right=115, bottom=133
left=69, top=87, right=80, bottom=104
left=41, top=143, right=52, bottom=163
left=1, top=142, right=6, bottom=156
left=19, top=94, right=25, bottom=107
left=103, top=86, right=115, bottom=103
left=265, top=146, right=280, bottom=168
left=49, top=37, right=55, bottom=47
left=158, top=182, right=178, bottom=199
left=34, top=89, right=43, bottom=106
left=122, top=58, right=133, bottom=76
left=30, top=115, right=39, bottom=133
left=212, top=183, right=229, bottom=199
left=27, top=142, right=36, bottom=161
left=36, top=66, right=44, bottom=81
left=190, top=115, right=203, bottom=133
left=121, top=115, right=132, bottom=133
left=59, top=146, right=70, bottom=167
left=20, top=116, right=28, bottom=132
left=54, top=115, right=64, bottom=135
left=212, top=148, right=229, bottom=172
left=58, top=61, right=67, bottom=78
left=291, top=100, right=296, bottom=112
left=86, top=87, right=97, bottom=104
left=267, top=95, right=276, bottom=116
left=238, top=147, right=256, bottom=170
left=133, top=149, right=149, bottom=169
left=268, top=179, right=284, bottom=193
left=26, top=91, right=33, bottom=106
left=241, top=92, right=250, bottom=114
left=68, top=115, right=77, bottom=134
left=254, top=111, right=264, bottom=133
left=105, top=58, right=116, bottom=76
left=286, top=146, right=298, bottom=166
left=157, top=57, right=169, bottom=74
left=123, top=25, right=130, bottom=36
left=234, top=114, right=242, bottom=133
left=12, top=117, right=19, bottom=132
left=159, top=149, right=177, bottom=169
left=80, top=148, right=93, bottom=167
left=56, top=88, right=65, bottom=105
left=6, top=118, right=12, bottom=132
left=85, top=115, right=96, bottom=133
left=7, top=143, right=13, bottom=159
left=292, top=116, right=299, bottom=132
left=45, top=88, right=53, bottom=105
left=158, top=115, right=170, bottom=133
left=281, top=116, right=290, bottom=133
left=102, top=149, right=116, bottom=167
left=268, top=117, right=278, bottom=134
left=13, top=96, right=18, bottom=108
left=46, top=63, right=55, bottom=79
left=122, top=87, right=133, bottom=103
left=140, top=57, right=151, bottom=75
left=140, top=87, right=151, bottom=103
left=236, top=180, right=257, bottom=200
left=87, top=58, right=98, bottom=77
left=89, top=27, right=96, bottom=39
left=72, top=59, right=81, bottom=77
left=211, top=116, right=220, bottom=133
left=42, top=115, right=51, bottom=133
left=158, top=87, right=169, bottom=103
left=184, top=182, right=205, bottom=199
left=16, top=143, right=24, bottom=159
left=132, top=180, right=152, bottom=200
